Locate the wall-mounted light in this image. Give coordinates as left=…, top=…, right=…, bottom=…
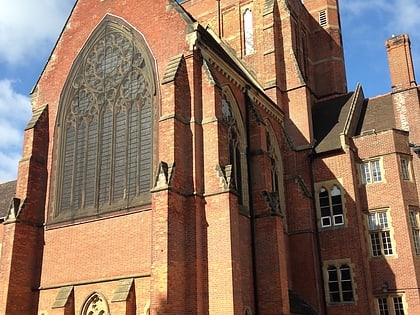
left=409, top=142, right=420, bottom=158
left=381, top=281, right=389, bottom=293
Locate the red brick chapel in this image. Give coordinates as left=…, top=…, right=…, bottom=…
left=1, top=0, right=420, bottom=314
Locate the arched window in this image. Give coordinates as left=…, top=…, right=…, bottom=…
left=221, top=91, right=248, bottom=208
left=229, top=127, right=243, bottom=204
left=81, top=292, right=110, bottom=315
left=243, top=9, right=254, bottom=55
left=266, top=131, right=280, bottom=194
left=319, top=185, right=344, bottom=228
left=55, top=16, right=155, bottom=220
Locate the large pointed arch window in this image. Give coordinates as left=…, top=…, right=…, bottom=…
left=55, top=16, right=156, bottom=220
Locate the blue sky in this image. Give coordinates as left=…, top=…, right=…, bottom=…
left=0, top=0, right=419, bottom=183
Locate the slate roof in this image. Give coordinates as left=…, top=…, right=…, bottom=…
left=312, top=85, right=399, bottom=154
left=312, top=92, right=355, bottom=153
left=357, top=93, right=395, bottom=133
left=0, top=180, right=16, bottom=219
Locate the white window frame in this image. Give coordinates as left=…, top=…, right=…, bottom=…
left=367, top=210, right=394, bottom=257
left=376, top=295, right=405, bottom=315
left=361, top=159, right=383, bottom=184
left=319, top=185, right=345, bottom=228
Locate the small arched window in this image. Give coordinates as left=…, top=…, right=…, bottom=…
left=243, top=9, right=254, bottom=55
left=81, top=292, right=110, bottom=315
left=266, top=131, right=280, bottom=194
left=55, top=16, right=156, bottom=220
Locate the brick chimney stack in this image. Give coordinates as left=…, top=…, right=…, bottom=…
left=386, top=34, right=417, bottom=91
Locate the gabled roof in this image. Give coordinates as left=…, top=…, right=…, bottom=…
left=0, top=180, right=16, bottom=219
left=312, top=84, right=365, bottom=154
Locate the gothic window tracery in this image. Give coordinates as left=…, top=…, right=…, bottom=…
left=55, top=16, right=155, bottom=220
left=81, top=293, right=110, bottom=315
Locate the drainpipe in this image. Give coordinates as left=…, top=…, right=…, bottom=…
left=308, top=148, right=329, bottom=315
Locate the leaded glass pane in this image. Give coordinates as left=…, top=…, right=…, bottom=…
left=382, top=231, right=393, bottom=255
left=340, top=265, right=353, bottom=301
left=409, top=211, right=418, bottom=228
left=378, top=298, right=389, bottom=315
left=85, top=118, right=98, bottom=207
left=368, top=214, right=378, bottom=231
left=139, top=102, right=152, bottom=194
left=371, top=233, right=381, bottom=256
left=393, top=297, right=405, bottom=315
left=378, top=212, right=389, bottom=229
left=371, top=160, right=382, bottom=182
left=361, top=163, right=371, bottom=184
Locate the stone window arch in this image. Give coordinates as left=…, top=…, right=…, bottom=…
left=81, top=292, right=110, bottom=315
left=54, top=15, right=156, bottom=221
left=263, top=121, right=286, bottom=217
left=221, top=87, right=249, bottom=209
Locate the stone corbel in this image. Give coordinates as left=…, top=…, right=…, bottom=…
left=5, top=197, right=26, bottom=223
left=215, top=164, right=235, bottom=191
left=262, top=191, right=282, bottom=216
left=153, top=161, right=175, bottom=190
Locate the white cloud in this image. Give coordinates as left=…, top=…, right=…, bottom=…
left=0, top=80, right=31, bottom=183
left=341, top=0, right=420, bottom=39
left=340, top=0, right=392, bottom=15
left=0, top=0, right=75, bottom=65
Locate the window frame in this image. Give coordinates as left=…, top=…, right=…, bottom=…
left=316, top=182, right=345, bottom=229
left=360, top=159, right=383, bottom=184
left=376, top=295, right=406, bottom=315
left=324, top=261, right=355, bottom=304
left=400, top=158, right=411, bottom=181
left=52, top=16, right=156, bottom=223
left=366, top=209, right=394, bottom=258
left=409, top=207, right=420, bottom=255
